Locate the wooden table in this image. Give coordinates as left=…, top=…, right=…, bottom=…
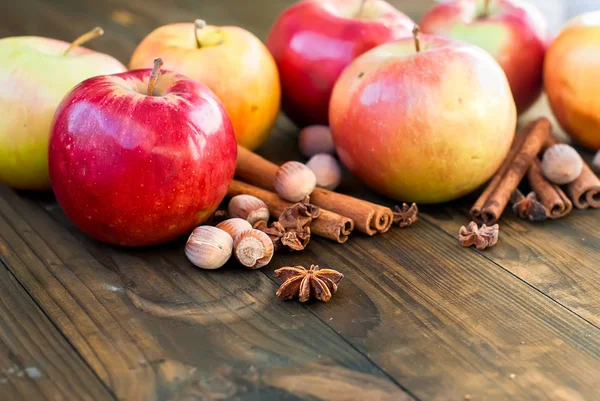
left=1, top=1, right=600, bottom=400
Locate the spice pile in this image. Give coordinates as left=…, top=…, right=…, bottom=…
left=185, top=126, right=419, bottom=303
left=459, top=117, right=600, bottom=250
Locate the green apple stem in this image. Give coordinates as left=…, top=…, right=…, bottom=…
left=412, top=25, right=421, bottom=53
left=194, top=19, right=206, bottom=48
left=63, top=27, right=104, bottom=56
left=147, top=58, right=164, bottom=96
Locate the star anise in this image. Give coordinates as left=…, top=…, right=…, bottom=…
left=274, top=264, right=344, bottom=302
left=458, top=221, right=499, bottom=250
left=510, top=189, right=547, bottom=221
left=255, top=197, right=320, bottom=251
left=393, top=203, right=418, bottom=228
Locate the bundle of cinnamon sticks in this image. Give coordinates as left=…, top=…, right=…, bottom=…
left=470, top=117, right=600, bottom=224
left=229, top=145, right=395, bottom=244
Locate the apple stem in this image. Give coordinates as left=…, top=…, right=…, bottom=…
left=63, top=27, right=104, bottom=56
left=147, top=58, right=164, bottom=96
left=194, top=19, right=206, bottom=48
left=356, top=0, right=367, bottom=16
left=412, top=25, right=421, bottom=53
left=483, top=0, right=491, bottom=18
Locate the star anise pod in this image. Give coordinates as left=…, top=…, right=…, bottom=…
left=274, top=264, right=344, bottom=302
left=255, top=197, right=320, bottom=251
left=510, top=189, right=547, bottom=221
left=458, top=221, right=499, bottom=250
left=393, top=203, right=418, bottom=228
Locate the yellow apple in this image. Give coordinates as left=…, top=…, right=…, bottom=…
left=129, top=20, right=281, bottom=151
left=545, top=11, right=600, bottom=150
left=0, top=27, right=126, bottom=190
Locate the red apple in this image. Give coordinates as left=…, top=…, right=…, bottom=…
left=266, top=0, right=414, bottom=127
left=48, top=60, right=236, bottom=246
left=329, top=32, right=517, bottom=203
left=420, top=0, right=550, bottom=114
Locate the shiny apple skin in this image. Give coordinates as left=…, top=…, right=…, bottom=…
left=420, top=0, right=550, bottom=114
left=330, top=35, right=517, bottom=203
left=545, top=12, right=600, bottom=150
left=266, top=0, right=414, bottom=127
left=0, top=37, right=126, bottom=190
left=129, top=24, right=280, bottom=151
left=49, top=69, right=237, bottom=246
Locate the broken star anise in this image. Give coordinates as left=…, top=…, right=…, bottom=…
left=255, top=197, right=320, bottom=251
left=510, top=189, right=547, bottom=221
left=393, top=203, right=418, bottom=228
left=458, top=221, right=499, bottom=250
left=274, top=264, right=344, bottom=302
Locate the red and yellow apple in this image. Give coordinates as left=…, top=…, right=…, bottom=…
left=545, top=11, right=600, bottom=150
left=129, top=20, right=280, bottom=151
left=266, top=0, right=414, bottom=127
left=329, top=33, right=517, bottom=203
left=420, top=0, right=550, bottom=114
left=49, top=61, right=237, bottom=246
left=0, top=28, right=126, bottom=190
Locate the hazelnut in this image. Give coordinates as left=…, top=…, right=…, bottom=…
left=216, top=218, right=253, bottom=239
left=233, top=229, right=274, bottom=269
left=274, top=161, right=316, bottom=202
left=298, top=125, right=336, bottom=157
left=306, top=153, right=342, bottom=190
left=541, top=144, right=583, bottom=185
left=228, top=195, right=270, bottom=225
left=185, top=226, right=233, bottom=270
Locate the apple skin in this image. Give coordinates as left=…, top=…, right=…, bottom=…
left=0, top=36, right=126, bottom=190
left=545, top=12, right=600, bottom=150
left=129, top=23, right=280, bottom=151
left=329, top=35, right=517, bottom=203
left=420, top=0, right=550, bottom=115
left=266, top=0, right=414, bottom=127
left=48, top=69, right=237, bottom=247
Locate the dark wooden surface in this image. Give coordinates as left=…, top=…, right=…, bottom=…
left=1, top=1, right=600, bottom=401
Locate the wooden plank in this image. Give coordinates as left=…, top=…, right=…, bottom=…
left=0, top=264, right=114, bottom=401
left=425, top=203, right=600, bottom=326
left=0, top=185, right=413, bottom=401
left=268, top=216, right=600, bottom=401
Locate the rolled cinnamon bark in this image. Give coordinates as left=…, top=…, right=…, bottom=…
left=546, top=136, right=600, bottom=209
left=527, top=159, right=573, bottom=219
left=228, top=180, right=354, bottom=243
left=471, top=123, right=529, bottom=223
left=472, top=117, right=551, bottom=225
left=236, top=146, right=393, bottom=235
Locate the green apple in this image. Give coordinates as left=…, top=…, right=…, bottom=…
left=0, top=27, right=126, bottom=190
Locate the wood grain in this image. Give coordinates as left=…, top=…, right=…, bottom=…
left=0, top=264, right=114, bottom=401
left=426, top=203, right=600, bottom=328
left=0, top=185, right=413, bottom=401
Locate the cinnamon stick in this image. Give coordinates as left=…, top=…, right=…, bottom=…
left=546, top=136, right=600, bottom=209
left=471, top=117, right=551, bottom=225
left=471, top=123, right=528, bottom=223
left=236, top=145, right=393, bottom=235
left=527, top=159, right=572, bottom=219
left=228, top=180, right=354, bottom=243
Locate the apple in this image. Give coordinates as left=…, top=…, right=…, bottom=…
left=420, top=0, right=550, bottom=115
left=48, top=59, right=237, bottom=246
left=545, top=12, right=600, bottom=150
left=0, top=27, right=126, bottom=190
left=129, top=20, right=280, bottom=151
left=266, top=0, right=414, bottom=127
left=329, top=30, right=517, bottom=203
